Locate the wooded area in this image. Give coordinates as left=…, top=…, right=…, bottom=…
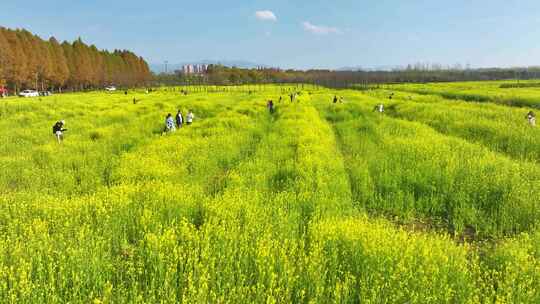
left=155, top=64, right=540, bottom=88
left=0, top=27, right=152, bottom=92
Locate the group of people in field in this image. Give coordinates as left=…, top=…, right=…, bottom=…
left=331, top=94, right=385, bottom=113
left=331, top=92, right=536, bottom=124
left=50, top=110, right=196, bottom=144
left=49, top=90, right=538, bottom=143
left=369, top=93, right=393, bottom=113
left=333, top=95, right=345, bottom=104
left=164, top=110, right=195, bottom=133
left=265, top=91, right=305, bottom=114
left=287, top=91, right=303, bottom=103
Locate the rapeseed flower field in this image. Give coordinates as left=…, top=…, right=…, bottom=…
left=0, top=85, right=538, bottom=303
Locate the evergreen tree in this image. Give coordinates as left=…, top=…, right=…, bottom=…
left=17, top=30, right=40, bottom=88
left=0, top=28, right=13, bottom=86
left=3, top=29, right=27, bottom=91
left=0, top=26, right=152, bottom=91
left=48, top=37, right=69, bottom=90
left=71, top=38, right=92, bottom=89
left=36, top=37, right=54, bottom=90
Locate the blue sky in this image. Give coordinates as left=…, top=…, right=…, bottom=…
left=2, top=0, right=540, bottom=69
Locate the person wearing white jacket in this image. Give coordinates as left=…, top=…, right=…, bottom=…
left=526, top=111, right=536, bottom=127
left=186, top=110, right=195, bottom=125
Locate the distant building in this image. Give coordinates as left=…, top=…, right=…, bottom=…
left=256, top=66, right=281, bottom=72
left=181, top=64, right=209, bottom=75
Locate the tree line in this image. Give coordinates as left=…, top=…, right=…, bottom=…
left=154, top=64, right=540, bottom=88
left=0, top=26, right=152, bottom=92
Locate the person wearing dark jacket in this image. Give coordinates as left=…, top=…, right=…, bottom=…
left=52, top=120, right=67, bottom=143
left=176, top=110, right=184, bottom=128
left=267, top=100, right=275, bottom=114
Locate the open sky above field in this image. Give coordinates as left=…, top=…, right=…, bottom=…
left=2, top=0, right=540, bottom=69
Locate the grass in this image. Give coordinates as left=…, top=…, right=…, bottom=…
left=0, top=84, right=539, bottom=303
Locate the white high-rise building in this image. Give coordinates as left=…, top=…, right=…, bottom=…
left=181, top=64, right=209, bottom=75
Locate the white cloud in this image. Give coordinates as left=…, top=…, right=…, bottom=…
left=302, top=22, right=342, bottom=35
left=255, top=10, right=277, bottom=22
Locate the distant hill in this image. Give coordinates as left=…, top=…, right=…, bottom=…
left=150, top=60, right=270, bottom=74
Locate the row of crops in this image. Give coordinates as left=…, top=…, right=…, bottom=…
left=0, top=86, right=539, bottom=302
left=388, top=80, right=540, bottom=108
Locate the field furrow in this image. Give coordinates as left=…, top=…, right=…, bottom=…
left=364, top=90, right=540, bottom=162
left=388, top=82, right=540, bottom=108
left=314, top=94, right=540, bottom=237
left=1, top=87, right=540, bottom=303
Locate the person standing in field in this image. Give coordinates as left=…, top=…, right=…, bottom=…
left=165, top=113, right=176, bottom=133
left=526, top=111, right=536, bottom=126
left=267, top=100, right=275, bottom=114
left=176, top=110, right=184, bottom=128
left=373, top=104, right=384, bottom=113
left=52, top=120, right=67, bottom=143
left=279, top=96, right=283, bottom=103
left=333, top=95, right=338, bottom=104
left=186, top=110, right=195, bottom=125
